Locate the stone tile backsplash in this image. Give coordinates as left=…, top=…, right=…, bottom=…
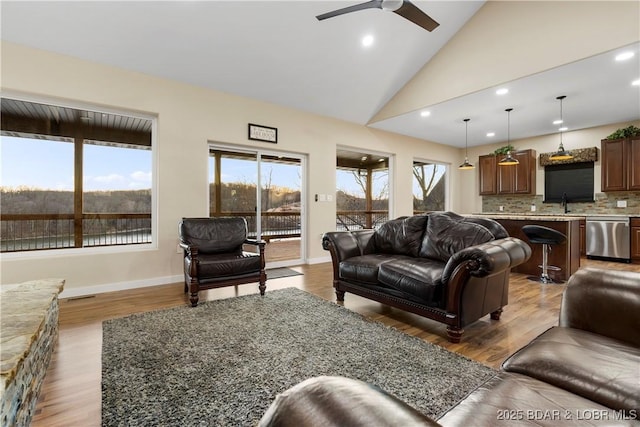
left=482, top=191, right=640, bottom=216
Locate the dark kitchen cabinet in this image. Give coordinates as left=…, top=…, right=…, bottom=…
left=498, top=150, right=536, bottom=194
left=479, top=154, right=497, bottom=195
left=579, top=219, right=586, bottom=256
left=601, top=137, right=640, bottom=191
left=632, top=218, right=640, bottom=263
left=479, top=149, right=536, bottom=195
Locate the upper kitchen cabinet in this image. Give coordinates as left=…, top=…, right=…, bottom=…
left=479, top=154, right=497, bottom=195
left=601, top=137, right=640, bottom=191
left=479, top=149, right=536, bottom=195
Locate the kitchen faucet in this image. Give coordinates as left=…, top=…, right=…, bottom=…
left=561, top=192, right=569, bottom=214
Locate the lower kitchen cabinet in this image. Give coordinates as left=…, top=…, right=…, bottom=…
left=632, top=218, right=640, bottom=262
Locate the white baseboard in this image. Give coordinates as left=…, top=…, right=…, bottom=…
left=60, top=257, right=331, bottom=299
left=306, top=256, right=331, bottom=265
left=60, top=275, right=183, bottom=299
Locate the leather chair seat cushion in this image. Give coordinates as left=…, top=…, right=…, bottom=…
left=185, top=251, right=261, bottom=279
left=502, top=326, right=640, bottom=413
left=438, top=372, right=628, bottom=427
left=373, top=214, right=428, bottom=257
left=339, top=254, right=399, bottom=284
left=378, top=258, right=445, bottom=304
left=419, top=212, right=495, bottom=262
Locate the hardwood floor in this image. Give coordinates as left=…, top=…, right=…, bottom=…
left=32, top=258, right=639, bottom=426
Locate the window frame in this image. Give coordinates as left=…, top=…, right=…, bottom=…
left=0, top=92, right=158, bottom=259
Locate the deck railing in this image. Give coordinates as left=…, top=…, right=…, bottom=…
left=2, top=210, right=391, bottom=252
left=1, top=213, right=152, bottom=252
left=336, top=210, right=388, bottom=230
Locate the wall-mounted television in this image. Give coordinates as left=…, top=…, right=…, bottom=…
left=544, top=162, right=595, bottom=203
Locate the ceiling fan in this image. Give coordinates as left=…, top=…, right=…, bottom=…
left=316, top=0, right=440, bottom=32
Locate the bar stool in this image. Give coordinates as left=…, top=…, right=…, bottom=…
left=522, top=225, right=567, bottom=284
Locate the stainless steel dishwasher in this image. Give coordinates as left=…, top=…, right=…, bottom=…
left=586, top=216, right=631, bottom=262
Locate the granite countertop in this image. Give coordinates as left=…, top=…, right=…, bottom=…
left=467, top=213, right=585, bottom=221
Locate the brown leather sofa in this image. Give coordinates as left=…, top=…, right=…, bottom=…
left=259, top=267, right=640, bottom=427
left=322, top=211, right=531, bottom=342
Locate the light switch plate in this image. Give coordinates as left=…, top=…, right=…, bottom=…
left=617, top=200, right=627, bottom=208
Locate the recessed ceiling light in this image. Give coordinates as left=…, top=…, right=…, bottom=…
left=496, top=88, right=509, bottom=95
left=378, top=158, right=385, bottom=162
left=615, top=51, right=635, bottom=61
left=420, top=110, right=431, bottom=117
left=361, top=156, right=368, bottom=161
left=362, top=35, right=374, bottom=47
left=486, top=132, right=495, bottom=137
left=633, top=79, right=640, bottom=86
left=553, top=119, right=563, bottom=125
left=559, top=127, right=568, bottom=132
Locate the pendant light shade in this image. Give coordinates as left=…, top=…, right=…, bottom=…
left=459, top=118, right=475, bottom=170
left=498, top=108, right=519, bottom=166
left=549, top=95, right=573, bottom=161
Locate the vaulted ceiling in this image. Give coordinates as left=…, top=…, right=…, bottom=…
left=1, top=1, right=639, bottom=148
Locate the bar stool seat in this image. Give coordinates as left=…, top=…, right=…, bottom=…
left=522, top=225, right=567, bottom=284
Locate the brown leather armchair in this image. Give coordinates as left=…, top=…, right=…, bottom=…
left=179, top=217, right=266, bottom=306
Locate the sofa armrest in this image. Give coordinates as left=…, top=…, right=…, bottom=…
left=322, top=230, right=375, bottom=261
left=442, top=237, right=531, bottom=285
left=560, top=267, right=640, bottom=346
left=245, top=238, right=267, bottom=248
left=179, top=242, right=198, bottom=258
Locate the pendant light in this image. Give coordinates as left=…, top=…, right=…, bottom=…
left=549, top=95, right=573, bottom=161
left=498, top=108, right=519, bottom=166
left=459, top=118, right=475, bottom=170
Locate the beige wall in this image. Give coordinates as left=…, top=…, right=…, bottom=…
left=373, top=1, right=640, bottom=122
left=457, top=120, right=640, bottom=214
left=0, top=41, right=461, bottom=295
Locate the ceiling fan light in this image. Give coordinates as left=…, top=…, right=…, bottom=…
left=381, top=0, right=403, bottom=12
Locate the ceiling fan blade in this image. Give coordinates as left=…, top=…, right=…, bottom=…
left=316, top=0, right=383, bottom=21
left=393, top=0, right=440, bottom=31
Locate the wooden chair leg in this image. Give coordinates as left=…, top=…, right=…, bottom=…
left=446, top=326, right=464, bottom=343
left=189, top=281, right=199, bottom=307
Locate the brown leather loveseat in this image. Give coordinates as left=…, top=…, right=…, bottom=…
left=259, top=267, right=640, bottom=427
left=322, top=211, right=531, bottom=342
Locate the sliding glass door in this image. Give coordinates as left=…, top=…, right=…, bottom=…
left=209, top=146, right=304, bottom=266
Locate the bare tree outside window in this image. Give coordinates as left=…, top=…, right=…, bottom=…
left=413, top=161, right=446, bottom=212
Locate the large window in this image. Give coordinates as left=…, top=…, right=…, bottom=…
left=413, top=160, right=446, bottom=212
left=336, top=151, right=389, bottom=230
left=0, top=98, right=154, bottom=252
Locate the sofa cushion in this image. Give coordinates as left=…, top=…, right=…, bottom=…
left=339, top=254, right=398, bottom=285
left=374, top=215, right=428, bottom=257
left=378, top=258, right=445, bottom=305
left=461, top=216, right=508, bottom=239
left=438, top=372, right=629, bottom=427
left=419, top=212, right=495, bottom=261
left=502, top=326, right=640, bottom=414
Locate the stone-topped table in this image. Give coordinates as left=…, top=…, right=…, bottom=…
left=1, top=278, right=65, bottom=427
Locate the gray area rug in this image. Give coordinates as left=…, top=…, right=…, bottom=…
left=102, top=287, right=496, bottom=426
left=265, top=267, right=303, bottom=280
